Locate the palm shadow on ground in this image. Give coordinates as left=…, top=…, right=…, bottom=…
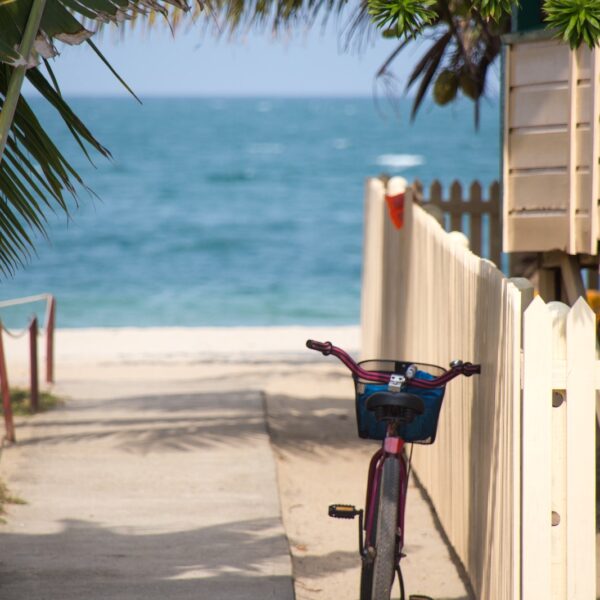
left=0, top=517, right=293, bottom=600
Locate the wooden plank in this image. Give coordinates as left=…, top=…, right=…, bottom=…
left=505, top=214, right=569, bottom=253
left=509, top=87, right=569, bottom=129
left=509, top=277, right=534, bottom=600
left=429, top=179, right=443, bottom=208
left=576, top=81, right=592, bottom=125
left=449, top=180, right=462, bottom=232
left=548, top=302, right=568, bottom=600
left=508, top=172, right=568, bottom=210
left=360, top=177, right=386, bottom=359
left=565, top=299, right=596, bottom=599
left=509, top=125, right=592, bottom=169
left=576, top=171, right=591, bottom=211
left=591, top=47, right=600, bottom=246
left=503, top=44, right=511, bottom=253
left=522, top=297, right=553, bottom=600
left=489, top=182, right=501, bottom=265
left=509, top=129, right=568, bottom=170
left=412, top=178, right=424, bottom=203
left=470, top=181, right=482, bottom=256
left=577, top=45, right=592, bottom=80
left=511, top=40, right=570, bottom=86
left=575, top=127, right=592, bottom=168
left=568, top=49, right=579, bottom=253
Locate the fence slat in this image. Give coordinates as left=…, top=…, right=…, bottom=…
left=565, top=298, right=596, bottom=600
left=470, top=181, right=483, bottom=256
left=360, top=178, right=387, bottom=359
left=489, top=181, right=501, bottom=267
left=548, top=302, right=568, bottom=600
left=430, top=179, right=443, bottom=208
left=522, top=297, right=553, bottom=600
left=449, top=180, right=462, bottom=232
left=413, top=179, right=501, bottom=266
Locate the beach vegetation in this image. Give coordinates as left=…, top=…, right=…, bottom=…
left=0, top=387, right=64, bottom=416
left=0, top=478, right=25, bottom=524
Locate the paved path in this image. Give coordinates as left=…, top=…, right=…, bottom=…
left=0, top=378, right=293, bottom=600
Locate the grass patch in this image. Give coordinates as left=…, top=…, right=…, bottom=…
left=0, top=478, right=25, bottom=524
left=1, top=387, right=64, bottom=416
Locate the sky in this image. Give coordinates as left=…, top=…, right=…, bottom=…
left=25, top=16, right=430, bottom=97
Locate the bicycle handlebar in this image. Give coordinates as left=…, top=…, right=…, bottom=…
left=306, top=339, right=480, bottom=389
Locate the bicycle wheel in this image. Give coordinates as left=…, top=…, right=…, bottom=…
left=370, top=456, right=400, bottom=600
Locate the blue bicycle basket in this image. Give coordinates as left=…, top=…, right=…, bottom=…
left=353, top=359, right=447, bottom=444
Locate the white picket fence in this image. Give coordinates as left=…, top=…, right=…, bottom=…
left=361, top=176, right=597, bottom=600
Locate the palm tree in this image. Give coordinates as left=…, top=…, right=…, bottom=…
left=0, top=0, right=598, bottom=274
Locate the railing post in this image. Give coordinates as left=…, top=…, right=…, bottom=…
left=0, top=324, right=15, bottom=443
left=45, top=295, right=55, bottom=383
left=29, top=317, right=39, bottom=412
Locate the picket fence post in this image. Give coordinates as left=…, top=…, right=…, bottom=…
left=565, top=298, right=596, bottom=599
left=521, top=296, right=596, bottom=600
left=522, top=297, right=553, bottom=600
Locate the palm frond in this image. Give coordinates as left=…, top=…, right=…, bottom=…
left=0, top=0, right=194, bottom=275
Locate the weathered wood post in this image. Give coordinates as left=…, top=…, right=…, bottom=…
left=29, top=317, right=39, bottom=412
left=0, top=324, right=15, bottom=443
left=45, top=295, right=55, bottom=383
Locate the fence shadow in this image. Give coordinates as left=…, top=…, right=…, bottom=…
left=264, top=392, right=375, bottom=456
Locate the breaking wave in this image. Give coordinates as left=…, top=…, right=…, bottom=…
left=375, top=154, right=425, bottom=170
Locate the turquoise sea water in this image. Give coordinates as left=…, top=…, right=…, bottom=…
left=0, top=97, right=500, bottom=327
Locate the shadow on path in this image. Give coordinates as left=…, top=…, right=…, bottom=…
left=13, top=391, right=267, bottom=455
left=0, top=517, right=292, bottom=600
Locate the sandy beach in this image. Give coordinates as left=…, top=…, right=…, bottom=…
left=0, top=326, right=470, bottom=599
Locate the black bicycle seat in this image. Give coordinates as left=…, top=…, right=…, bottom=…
left=366, top=391, right=424, bottom=414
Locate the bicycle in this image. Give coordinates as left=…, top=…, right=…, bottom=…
left=306, top=340, right=480, bottom=600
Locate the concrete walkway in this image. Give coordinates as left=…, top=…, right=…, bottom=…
left=0, top=377, right=294, bottom=600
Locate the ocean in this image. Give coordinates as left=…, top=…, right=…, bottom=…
left=0, top=97, right=500, bottom=328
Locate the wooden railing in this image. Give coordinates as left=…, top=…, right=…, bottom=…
left=0, top=294, right=56, bottom=443
left=412, top=178, right=501, bottom=268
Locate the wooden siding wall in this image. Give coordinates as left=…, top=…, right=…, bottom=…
left=503, top=38, right=600, bottom=254
left=361, top=177, right=597, bottom=600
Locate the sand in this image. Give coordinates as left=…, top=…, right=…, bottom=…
left=0, top=326, right=470, bottom=599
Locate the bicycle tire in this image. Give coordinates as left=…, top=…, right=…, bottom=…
left=370, top=456, right=400, bottom=600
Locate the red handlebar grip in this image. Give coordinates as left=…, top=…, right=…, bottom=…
left=306, top=340, right=333, bottom=355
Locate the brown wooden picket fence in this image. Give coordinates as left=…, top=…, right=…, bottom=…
left=412, top=178, right=502, bottom=268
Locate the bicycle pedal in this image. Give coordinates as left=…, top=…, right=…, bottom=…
left=328, top=504, right=361, bottom=519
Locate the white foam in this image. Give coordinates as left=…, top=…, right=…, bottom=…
left=257, top=101, right=272, bottom=113
left=375, top=154, right=425, bottom=170
left=332, top=138, right=350, bottom=150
